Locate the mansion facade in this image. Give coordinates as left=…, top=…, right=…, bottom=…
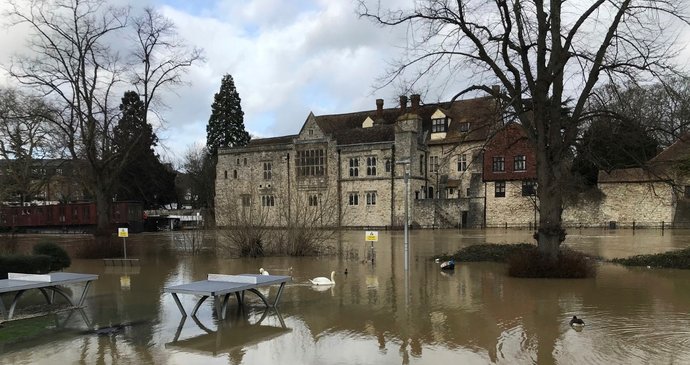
left=215, top=92, right=540, bottom=229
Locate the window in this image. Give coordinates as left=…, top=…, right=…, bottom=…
left=261, top=195, right=275, bottom=207
left=263, top=162, right=272, bottom=180
left=308, top=129, right=314, bottom=135
left=466, top=188, right=471, bottom=197
left=367, top=156, right=377, bottom=176
left=348, top=192, right=359, bottom=206
left=243, top=158, right=247, bottom=166
left=495, top=181, right=506, bottom=197
left=431, top=118, right=447, bottom=133
left=224, top=170, right=228, bottom=179
left=56, top=168, right=63, bottom=175
left=420, top=154, right=424, bottom=174
left=492, top=157, right=505, bottom=172
left=236, top=158, right=240, bottom=165
left=385, top=159, right=391, bottom=173
left=308, top=194, right=319, bottom=206
left=349, top=158, right=359, bottom=177
left=522, top=180, right=537, bottom=196
left=457, top=154, right=467, bottom=172
left=233, top=170, right=238, bottom=179
left=366, top=191, right=377, bottom=205
left=514, top=155, right=526, bottom=171
left=297, top=149, right=326, bottom=177
left=429, top=156, right=439, bottom=173
left=459, top=122, right=470, bottom=132
left=447, top=188, right=455, bottom=196
left=241, top=195, right=251, bottom=207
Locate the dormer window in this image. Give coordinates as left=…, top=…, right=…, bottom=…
left=459, top=122, right=470, bottom=132
left=432, top=118, right=447, bottom=133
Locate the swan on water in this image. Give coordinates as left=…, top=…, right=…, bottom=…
left=310, top=271, right=336, bottom=285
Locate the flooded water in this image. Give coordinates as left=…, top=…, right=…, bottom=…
left=2, top=228, right=690, bottom=364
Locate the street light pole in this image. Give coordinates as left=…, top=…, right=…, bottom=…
left=397, top=159, right=411, bottom=272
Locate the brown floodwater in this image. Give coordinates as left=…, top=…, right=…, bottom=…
left=2, top=228, right=690, bottom=364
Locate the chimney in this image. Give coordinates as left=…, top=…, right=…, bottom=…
left=399, top=95, right=408, bottom=114
left=376, top=98, right=384, bottom=118
left=410, top=94, right=420, bottom=112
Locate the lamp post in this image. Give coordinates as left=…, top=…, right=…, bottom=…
left=396, top=159, right=411, bottom=272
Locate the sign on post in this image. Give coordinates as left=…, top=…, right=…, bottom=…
left=118, top=228, right=129, bottom=238
left=365, top=231, right=379, bottom=242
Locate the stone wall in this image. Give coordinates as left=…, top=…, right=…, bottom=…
left=485, top=180, right=538, bottom=227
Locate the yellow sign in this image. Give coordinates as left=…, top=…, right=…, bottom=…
left=118, top=228, right=129, bottom=238
left=365, top=231, right=378, bottom=242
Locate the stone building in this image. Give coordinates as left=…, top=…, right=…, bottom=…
left=216, top=94, right=501, bottom=229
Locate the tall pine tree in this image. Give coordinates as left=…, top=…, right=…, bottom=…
left=113, top=91, right=176, bottom=208
left=206, top=74, right=250, bottom=156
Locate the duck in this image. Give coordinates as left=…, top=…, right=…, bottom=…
left=309, top=271, right=336, bottom=286
left=569, top=315, right=585, bottom=328
left=259, top=268, right=270, bottom=275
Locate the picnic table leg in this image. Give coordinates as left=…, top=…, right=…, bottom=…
left=191, top=295, right=209, bottom=317
left=246, top=288, right=269, bottom=307
left=215, top=295, right=225, bottom=320
left=273, top=282, right=287, bottom=307
left=173, top=316, right=187, bottom=342
left=235, top=291, right=243, bottom=306
left=8, top=290, right=27, bottom=320
left=76, top=281, right=93, bottom=307
left=38, top=288, right=53, bottom=304
left=171, top=293, right=187, bottom=317
left=49, top=287, right=77, bottom=307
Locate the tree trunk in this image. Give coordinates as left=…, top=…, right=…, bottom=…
left=535, top=119, right=566, bottom=261
left=94, top=187, right=113, bottom=237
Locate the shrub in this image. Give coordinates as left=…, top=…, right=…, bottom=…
left=0, top=254, right=53, bottom=279
left=33, top=242, right=71, bottom=271
left=507, top=247, right=596, bottom=278
left=440, top=243, right=536, bottom=263
left=611, top=248, right=690, bottom=269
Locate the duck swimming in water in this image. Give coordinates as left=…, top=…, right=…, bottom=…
left=569, top=315, right=585, bottom=328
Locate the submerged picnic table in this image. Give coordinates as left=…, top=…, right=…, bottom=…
left=0, top=272, right=98, bottom=320
left=164, top=274, right=290, bottom=318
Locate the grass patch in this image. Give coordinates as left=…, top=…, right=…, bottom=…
left=436, top=243, right=536, bottom=263
left=436, top=243, right=597, bottom=278
left=0, top=315, right=56, bottom=343
left=611, top=247, right=690, bottom=269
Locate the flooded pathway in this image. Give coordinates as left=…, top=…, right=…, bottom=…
left=1, top=228, right=690, bottom=364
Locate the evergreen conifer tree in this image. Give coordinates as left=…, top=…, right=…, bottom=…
left=206, top=74, right=250, bottom=156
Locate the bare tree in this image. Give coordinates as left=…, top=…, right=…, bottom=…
left=7, top=1, right=201, bottom=236
left=7, top=0, right=129, bottom=236
left=130, top=7, right=203, bottom=124
left=0, top=87, right=59, bottom=204
left=359, top=0, right=689, bottom=259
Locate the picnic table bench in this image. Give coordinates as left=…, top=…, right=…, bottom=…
left=0, top=272, right=98, bottom=320
left=164, top=274, right=290, bottom=319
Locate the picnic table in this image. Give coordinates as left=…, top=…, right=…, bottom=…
left=0, top=272, right=98, bottom=320
left=164, top=274, right=290, bottom=319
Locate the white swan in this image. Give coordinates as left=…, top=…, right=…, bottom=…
left=259, top=268, right=270, bottom=275
left=309, top=271, right=336, bottom=286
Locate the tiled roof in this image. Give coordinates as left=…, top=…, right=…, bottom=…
left=649, top=133, right=690, bottom=164
left=315, top=96, right=499, bottom=145
left=244, top=135, right=296, bottom=148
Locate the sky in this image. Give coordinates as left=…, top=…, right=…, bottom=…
left=1, top=0, right=690, bottom=164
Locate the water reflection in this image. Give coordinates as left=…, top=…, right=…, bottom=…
left=1, top=229, right=690, bottom=364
